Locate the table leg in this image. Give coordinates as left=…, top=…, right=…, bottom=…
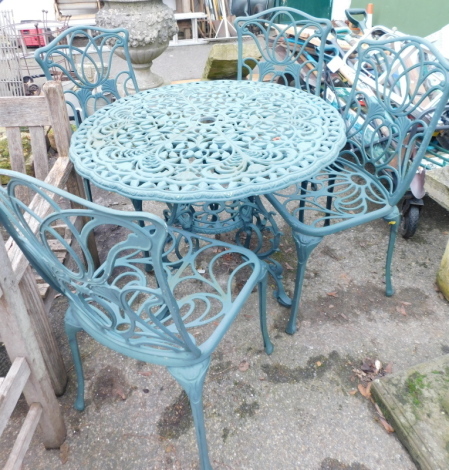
left=162, top=197, right=292, bottom=307
left=234, top=196, right=292, bottom=307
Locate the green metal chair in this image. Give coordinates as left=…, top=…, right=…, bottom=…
left=265, top=35, right=449, bottom=334
left=234, top=6, right=333, bottom=95
left=35, top=26, right=138, bottom=202
left=35, top=26, right=138, bottom=127
left=0, top=170, right=272, bottom=470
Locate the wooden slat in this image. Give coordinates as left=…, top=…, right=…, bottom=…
left=29, top=127, right=49, bottom=181
left=4, top=403, right=43, bottom=470
left=5, top=127, right=30, bottom=205
left=20, top=268, right=67, bottom=396
left=66, top=166, right=100, bottom=268
left=0, top=97, right=52, bottom=127
left=5, top=127, right=25, bottom=174
left=0, top=357, right=30, bottom=438
left=0, top=240, right=66, bottom=448
left=43, top=82, right=72, bottom=158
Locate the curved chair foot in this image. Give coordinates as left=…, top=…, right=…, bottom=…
left=168, top=360, right=212, bottom=470
left=384, top=209, right=400, bottom=298
left=286, top=233, right=322, bottom=335
left=65, top=318, right=85, bottom=411
left=258, top=268, right=274, bottom=355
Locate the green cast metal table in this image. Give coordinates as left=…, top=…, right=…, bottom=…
left=70, top=80, right=346, bottom=304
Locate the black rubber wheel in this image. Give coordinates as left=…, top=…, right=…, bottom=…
left=401, top=205, right=420, bottom=239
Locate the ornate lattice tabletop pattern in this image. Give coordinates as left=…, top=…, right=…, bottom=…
left=70, top=80, right=346, bottom=203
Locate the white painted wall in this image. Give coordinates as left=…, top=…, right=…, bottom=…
left=332, top=0, right=352, bottom=21
left=0, top=0, right=57, bottom=23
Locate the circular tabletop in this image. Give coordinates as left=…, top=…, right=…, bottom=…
left=70, top=80, right=346, bottom=203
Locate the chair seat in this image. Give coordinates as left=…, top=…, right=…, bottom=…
left=67, top=226, right=261, bottom=368
left=267, top=157, right=397, bottom=237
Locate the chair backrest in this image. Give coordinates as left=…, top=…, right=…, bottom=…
left=338, top=35, right=449, bottom=205
left=0, top=170, right=208, bottom=364
left=234, top=7, right=333, bottom=95
left=34, top=26, right=138, bottom=126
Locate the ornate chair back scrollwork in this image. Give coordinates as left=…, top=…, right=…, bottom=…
left=234, top=7, right=333, bottom=95
left=0, top=170, right=272, bottom=470
left=35, top=26, right=139, bottom=127
left=266, top=36, right=449, bottom=334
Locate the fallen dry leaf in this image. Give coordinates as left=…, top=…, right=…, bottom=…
left=348, top=389, right=358, bottom=395
left=285, top=263, right=294, bottom=270
left=138, top=371, right=153, bottom=377
left=384, top=362, right=393, bottom=374
left=327, top=291, right=338, bottom=297
left=400, top=301, right=412, bottom=306
left=396, top=305, right=407, bottom=316
left=374, top=403, right=394, bottom=433
left=316, top=361, right=322, bottom=367
left=361, top=358, right=376, bottom=373
left=379, top=417, right=395, bottom=433
left=112, top=383, right=127, bottom=401
left=239, top=360, right=250, bottom=372
left=60, top=441, right=69, bottom=464
left=358, top=383, right=372, bottom=398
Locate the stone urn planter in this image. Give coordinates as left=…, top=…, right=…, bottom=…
left=96, top=0, right=178, bottom=89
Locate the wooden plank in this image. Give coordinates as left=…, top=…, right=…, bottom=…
left=0, top=239, right=66, bottom=448
left=4, top=403, right=43, bottom=470
left=20, top=268, right=67, bottom=396
left=43, top=82, right=72, bottom=158
left=66, top=168, right=100, bottom=268
left=29, top=127, right=49, bottom=181
left=0, top=97, right=52, bottom=127
left=5, top=127, right=29, bottom=205
left=5, top=127, right=25, bottom=174
left=0, top=357, right=30, bottom=438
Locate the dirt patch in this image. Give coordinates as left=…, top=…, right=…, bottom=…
left=157, top=391, right=193, bottom=440
left=261, top=351, right=343, bottom=383
left=234, top=400, right=260, bottom=418
left=91, top=366, right=131, bottom=410
left=297, top=283, right=433, bottom=325
left=320, top=458, right=371, bottom=470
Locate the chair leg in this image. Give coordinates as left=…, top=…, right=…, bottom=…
left=298, top=181, right=308, bottom=223
left=324, top=173, right=336, bottom=227
left=83, top=178, right=93, bottom=202
left=286, top=232, right=322, bottom=335
left=64, top=319, right=85, bottom=411
left=258, top=266, right=274, bottom=355
left=384, top=209, right=400, bottom=297
left=168, top=359, right=212, bottom=470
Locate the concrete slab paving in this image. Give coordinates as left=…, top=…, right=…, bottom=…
left=1, top=42, right=449, bottom=470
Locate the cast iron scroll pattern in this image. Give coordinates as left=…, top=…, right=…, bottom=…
left=70, top=80, right=346, bottom=203
left=235, top=7, right=333, bottom=96
left=0, top=172, right=270, bottom=358
left=0, top=170, right=273, bottom=469
left=265, top=35, right=449, bottom=334
left=35, top=26, right=138, bottom=127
